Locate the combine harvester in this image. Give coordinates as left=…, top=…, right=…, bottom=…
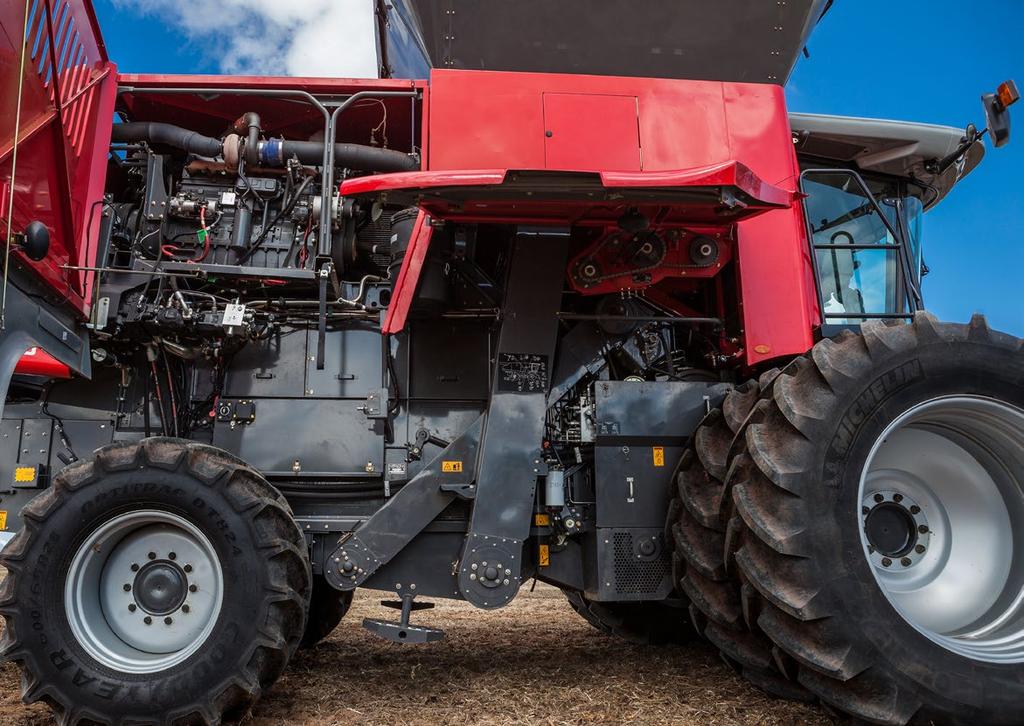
left=0, top=1, right=1020, bottom=723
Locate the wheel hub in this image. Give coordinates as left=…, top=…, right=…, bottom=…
left=859, top=395, right=1024, bottom=664
left=861, top=490, right=930, bottom=568
left=133, top=561, right=188, bottom=615
left=65, top=510, right=224, bottom=674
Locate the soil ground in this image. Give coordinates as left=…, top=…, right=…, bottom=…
left=0, top=583, right=831, bottom=725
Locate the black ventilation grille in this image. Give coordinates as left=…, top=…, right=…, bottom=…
left=612, top=531, right=670, bottom=596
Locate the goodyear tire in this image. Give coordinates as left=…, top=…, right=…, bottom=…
left=0, top=438, right=311, bottom=725
left=299, top=577, right=353, bottom=649
left=667, top=373, right=812, bottom=701
left=726, top=314, right=1024, bottom=723
left=562, top=590, right=693, bottom=645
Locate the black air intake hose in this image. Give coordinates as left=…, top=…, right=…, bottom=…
left=110, top=122, right=223, bottom=158
left=258, top=139, right=419, bottom=173
left=111, top=122, right=419, bottom=173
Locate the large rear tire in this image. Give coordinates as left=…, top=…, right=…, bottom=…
left=562, top=590, right=693, bottom=645
left=0, top=438, right=311, bottom=725
left=667, top=373, right=812, bottom=701
left=728, top=314, right=1024, bottom=723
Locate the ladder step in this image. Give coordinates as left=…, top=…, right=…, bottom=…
left=362, top=617, right=444, bottom=644
left=380, top=599, right=435, bottom=611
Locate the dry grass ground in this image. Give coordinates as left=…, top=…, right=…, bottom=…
left=0, top=583, right=831, bottom=725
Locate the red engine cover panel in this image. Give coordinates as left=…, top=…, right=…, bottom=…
left=1, top=0, right=118, bottom=316
left=425, top=69, right=816, bottom=365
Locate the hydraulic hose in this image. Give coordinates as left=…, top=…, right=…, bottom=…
left=259, top=139, right=418, bottom=173
left=110, top=122, right=223, bottom=158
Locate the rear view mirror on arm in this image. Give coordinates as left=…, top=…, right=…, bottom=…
left=983, top=79, right=1019, bottom=148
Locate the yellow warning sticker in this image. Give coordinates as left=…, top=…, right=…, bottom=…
left=442, top=460, right=463, bottom=473
left=539, top=544, right=550, bottom=567
left=0, top=511, right=7, bottom=530
left=14, top=466, right=36, bottom=483
left=534, top=513, right=551, bottom=527
left=652, top=446, right=665, bottom=467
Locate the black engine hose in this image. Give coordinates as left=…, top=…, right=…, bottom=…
left=111, top=121, right=418, bottom=173
left=110, top=122, right=223, bottom=157
left=260, top=139, right=418, bottom=173
left=233, top=112, right=261, bottom=169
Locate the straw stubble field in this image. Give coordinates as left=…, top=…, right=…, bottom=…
left=0, top=581, right=831, bottom=725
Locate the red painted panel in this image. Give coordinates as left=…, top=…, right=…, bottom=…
left=1, top=0, right=117, bottom=316
left=15, top=346, right=72, bottom=378
left=381, top=211, right=433, bottom=335
left=428, top=69, right=739, bottom=175
left=736, top=201, right=818, bottom=366
left=543, top=93, right=640, bottom=171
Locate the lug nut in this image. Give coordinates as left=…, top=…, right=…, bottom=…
left=189, top=584, right=198, bottom=592
left=873, top=493, right=884, bottom=503
left=131, top=563, right=140, bottom=572
left=893, top=493, right=903, bottom=503
left=148, top=552, right=157, bottom=560
left=184, top=564, right=193, bottom=573
left=881, top=558, right=892, bottom=567
left=168, top=552, right=177, bottom=560
left=182, top=604, right=190, bottom=613
left=144, top=616, right=153, bottom=625
left=910, top=505, right=921, bottom=515
left=918, top=525, right=929, bottom=534
left=862, top=506, right=870, bottom=515
left=900, top=557, right=912, bottom=567
left=123, top=583, right=132, bottom=592
left=164, top=617, right=173, bottom=625
left=128, top=604, right=137, bottom=612
left=915, top=545, right=926, bottom=554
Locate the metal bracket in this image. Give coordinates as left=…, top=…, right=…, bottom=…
left=323, top=415, right=483, bottom=591
left=456, top=229, right=570, bottom=609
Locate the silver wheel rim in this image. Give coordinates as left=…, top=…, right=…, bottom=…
left=65, top=510, right=224, bottom=673
left=859, top=395, right=1024, bottom=663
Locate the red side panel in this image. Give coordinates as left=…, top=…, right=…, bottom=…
left=543, top=93, right=641, bottom=171
left=1, top=0, right=117, bottom=316
left=15, top=346, right=72, bottom=378
left=425, top=69, right=819, bottom=365
left=381, top=212, right=433, bottom=335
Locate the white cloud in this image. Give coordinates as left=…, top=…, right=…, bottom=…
left=112, top=0, right=380, bottom=78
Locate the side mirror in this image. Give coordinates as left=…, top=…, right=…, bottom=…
left=982, top=80, right=1019, bottom=148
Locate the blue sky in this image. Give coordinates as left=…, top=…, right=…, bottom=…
left=95, top=0, right=1023, bottom=334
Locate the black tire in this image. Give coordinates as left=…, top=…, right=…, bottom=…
left=668, top=373, right=812, bottom=702
left=562, top=590, right=693, bottom=645
left=729, top=314, right=1024, bottom=724
left=299, top=576, right=353, bottom=649
left=0, top=438, right=311, bottom=725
